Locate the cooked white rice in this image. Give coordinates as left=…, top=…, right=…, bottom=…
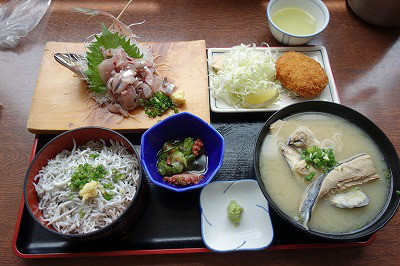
left=33, top=139, right=140, bottom=234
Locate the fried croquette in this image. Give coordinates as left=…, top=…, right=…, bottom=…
left=275, top=51, right=328, bottom=98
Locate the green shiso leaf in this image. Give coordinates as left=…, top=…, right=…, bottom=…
left=85, top=23, right=143, bottom=93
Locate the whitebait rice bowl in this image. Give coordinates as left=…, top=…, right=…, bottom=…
left=33, top=139, right=140, bottom=234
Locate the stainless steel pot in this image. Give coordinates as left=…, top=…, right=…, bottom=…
left=347, top=0, right=400, bottom=27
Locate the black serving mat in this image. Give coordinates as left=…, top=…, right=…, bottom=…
left=15, top=112, right=372, bottom=255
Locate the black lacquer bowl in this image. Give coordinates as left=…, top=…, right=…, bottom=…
left=254, top=101, right=400, bottom=240
left=24, top=127, right=147, bottom=241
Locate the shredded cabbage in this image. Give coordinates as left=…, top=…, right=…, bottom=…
left=210, top=44, right=281, bottom=108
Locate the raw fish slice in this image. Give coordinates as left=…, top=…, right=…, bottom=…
left=98, top=58, right=115, bottom=83
left=329, top=189, right=369, bottom=208
left=299, top=153, right=380, bottom=228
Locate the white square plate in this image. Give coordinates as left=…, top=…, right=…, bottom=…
left=207, top=46, right=340, bottom=113
left=200, top=180, right=274, bottom=252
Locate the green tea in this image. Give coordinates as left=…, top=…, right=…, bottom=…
left=272, top=7, right=316, bottom=36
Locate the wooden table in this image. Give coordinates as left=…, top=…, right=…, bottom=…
left=1, top=0, right=399, bottom=264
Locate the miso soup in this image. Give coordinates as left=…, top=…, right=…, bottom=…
left=259, top=113, right=390, bottom=234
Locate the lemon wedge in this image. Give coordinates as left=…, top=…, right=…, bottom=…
left=243, top=88, right=279, bottom=108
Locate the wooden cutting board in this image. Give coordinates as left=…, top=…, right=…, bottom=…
left=27, top=41, right=210, bottom=134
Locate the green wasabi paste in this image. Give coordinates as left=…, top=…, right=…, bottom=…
left=227, top=200, right=243, bottom=226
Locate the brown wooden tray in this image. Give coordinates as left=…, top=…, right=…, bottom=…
left=27, top=41, right=210, bottom=134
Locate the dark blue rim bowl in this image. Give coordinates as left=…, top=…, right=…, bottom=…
left=141, top=112, right=224, bottom=192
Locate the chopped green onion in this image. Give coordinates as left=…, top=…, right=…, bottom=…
left=103, top=191, right=114, bottom=200
left=69, top=163, right=107, bottom=191
left=301, top=146, right=337, bottom=170
left=305, top=172, right=315, bottom=181
left=141, top=92, right=174, bottom=118
left=103, top=182, right=114, bottom=189
left=89, top=153, right=99, bottom=159
left=112, top=169, right=126, bottom=183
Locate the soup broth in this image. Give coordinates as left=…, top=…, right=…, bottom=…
left=259, top=113, right=390, bottom=234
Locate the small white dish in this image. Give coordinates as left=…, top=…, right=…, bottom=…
left=208, top=46, right=340, bottom=113
left=267, top=0, right=330, bottom=45
left=200, top=180, right=274, bottom=252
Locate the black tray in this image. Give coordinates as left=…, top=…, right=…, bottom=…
left=13, top=113, right=374, bottom=258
